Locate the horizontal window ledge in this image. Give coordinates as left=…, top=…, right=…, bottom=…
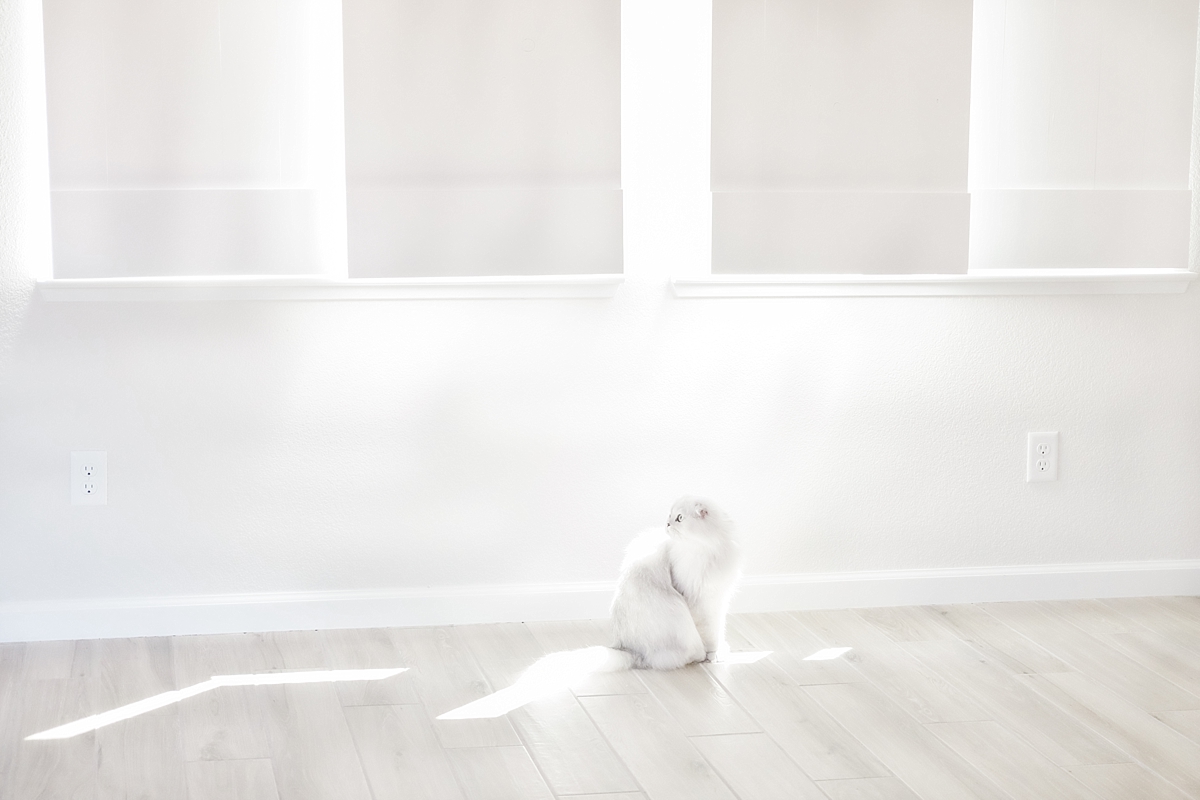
left=37, top=274, right=625, bottom=302
left=672, top=269, right=1196, bottom=298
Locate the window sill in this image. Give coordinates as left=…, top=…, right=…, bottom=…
left=35, top=269, right=1196, bottom=301
left=37, top=274, right=625, bottom=301
left=672, top=268, right=1196, bottom=298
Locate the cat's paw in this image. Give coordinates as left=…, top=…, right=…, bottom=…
left=706, top=644, right=732, bottom=663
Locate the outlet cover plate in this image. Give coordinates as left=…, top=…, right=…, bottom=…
left=1026, top=432, right=1058, bottom=482
left=71, top=451, right=108, bottom=505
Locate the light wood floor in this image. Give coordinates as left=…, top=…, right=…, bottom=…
left=3, top=597, right=1200, bottom=799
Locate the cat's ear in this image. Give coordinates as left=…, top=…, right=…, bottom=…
left=696, top=503, right=708, bottom=519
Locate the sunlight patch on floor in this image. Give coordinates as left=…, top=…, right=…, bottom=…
left=438, top=649, right=774, bottom=720
left=26, top=668, right=408, bottom=741
left=803, top=647, right=852, bottom=661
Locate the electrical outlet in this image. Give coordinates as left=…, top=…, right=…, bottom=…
left=71, top=451, right=107, bottom=505
left=1026, top=432, right=1058, bottom=482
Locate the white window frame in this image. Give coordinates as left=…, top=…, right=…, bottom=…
left=37, top=0, right=1198, bottom=301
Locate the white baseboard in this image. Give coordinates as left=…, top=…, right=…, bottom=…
left=736, top=560, right=1200, bottom=612
left=2, top=560, right=1198, bottom=643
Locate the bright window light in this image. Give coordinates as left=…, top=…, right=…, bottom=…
left=25, top=668, right=407, bottom=741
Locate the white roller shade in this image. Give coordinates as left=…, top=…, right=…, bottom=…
left=968, top=0, right=1197, bottom=270
left=712, top=0, right=973, bottom=274
left=342, top=0, right=622, bottom=277
left=43, top=0, right=347, bottom=278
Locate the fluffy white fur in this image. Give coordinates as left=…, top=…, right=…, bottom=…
left=435, top=497, right=742, bottom=718
left=606, top=495, right=742, bottom=670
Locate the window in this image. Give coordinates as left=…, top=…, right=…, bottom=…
left=42, top=0, right=621, bottom=282
left=712, top=0, right=972, bottom=274
left=708, top=0, right=1197, bottom=282
left=343, top=0, right=621, bottom=277
left=43, top=0, right=346, bottom=278
left=968, top=0, right=1195, bottom=271
left=39, top=0, right=1198, bottom=297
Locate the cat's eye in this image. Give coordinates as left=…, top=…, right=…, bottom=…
left=675, top=514, right=683, bottom=523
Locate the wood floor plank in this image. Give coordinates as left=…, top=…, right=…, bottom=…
left=391, top=626, right=521, bottom=749
left=853, top=645, right=992, bottom=725
left=1155, top=597, right=1200, bottom=619
left=704, top=658, right=890, bottom=780
left=264, top=683, right=374, bottom=800
left=814, top=777, right=923, bottom=800
left=20, top=640, right=76, bottom=681
left=521, top=618, right=601, bottom=651
left=245, top=627, right=341, bottom=786
left=262, top=630, right=330, bottom=671
left=855, top=606, right=964, bottom=643
left=982, top=602, right=1200, bottom=712
left=1039, top=599, right=1148, bottom=635
left=924, top=603, right=1071, bottom=675
left=445, top=745, right=555, bottom=800
left=1099, top=629, right=1200, bottom=698
left=1159, top=596, right=1200, bottom=613
left=899, top=638, right=1129, bottom=767
left=564, top=794, right=648, bottom=800
left=637, top=664, right=761, bottom=736
left=186, top=758, right=281, bottom=800
left=798, top=610, right=992, bottom=724
left=1095, top=597, right=1200, bottom=640
left=343, top=703, right=466, bottom=800
left=796, top=610, right=894, bottom=648
left=1099, top=599, right=1190, bottom=633
left=172, top=631, right=275, bottom=681
left=729, top=613, right=861, bottom=685
left=70, top=633, right=181, bottom=797
left=458, top=622, right=548, bottom=688
left=525, top=619, right=646, bottom=697
left=96, top=712, right=187, bottom=800
left=580, top=693, right=738, bottom=800
left=804, top=682, right=1011, bottom=800
left=1064, top=763, right=1192, bottom=800
left=173, top=633, right=275, bottom=762
left=511, top=693, right=641, bottom=796
left=0, top=642, right=27, bottom=781
left=72, top=636, right=176, bottom=714
left=924, top=720, right=1098, bottom=800
left=0, top=641, right=26, bottom=680
left=1154, top=709, right=1200, bottom=745
left=690, top=732, right=827, bottom=800
left=458, top=620, right=642, bottom=794
left=8, top=678, right=97, bottom=800
left=1017, top=671, right=1200, bottom=798
left=322, top=628, right=419, bottom=706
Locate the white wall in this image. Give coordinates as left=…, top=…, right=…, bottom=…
left=2, top=0, right=1200, bottom=640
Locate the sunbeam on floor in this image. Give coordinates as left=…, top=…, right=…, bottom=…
left=25, top=668, right=408, bottom=741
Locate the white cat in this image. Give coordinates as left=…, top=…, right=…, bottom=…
left=607, top=495, right=742, bottom=669
left=436, top=496, right=742, bottom=719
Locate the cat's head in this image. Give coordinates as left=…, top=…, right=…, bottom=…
left=665, top=495, right=734, bottom=539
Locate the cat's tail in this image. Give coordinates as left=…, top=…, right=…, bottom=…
left=522, top=646, right=634, bottom=680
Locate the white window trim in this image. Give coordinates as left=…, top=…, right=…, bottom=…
left=672, top=268, right=1196, bottom=298
left=32, top=0, right=1199, bottom=300
left=35, top=267, right=1194, bottom=301
left=36, top=274, right=625, bottom=302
